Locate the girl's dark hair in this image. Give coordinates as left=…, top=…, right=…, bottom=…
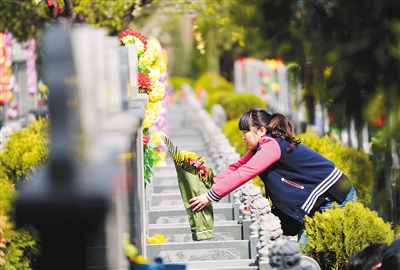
left=267, top=113, right=301, bottom=152
left=238, top=106, right=271, bottom=131
left=238, top=107, right=300, bottom=152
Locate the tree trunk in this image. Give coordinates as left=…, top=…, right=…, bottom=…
left=119, top=0, right=153, bottom=35
left=63, top=0, right=76, bottom=22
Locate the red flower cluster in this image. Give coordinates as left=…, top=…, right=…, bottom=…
left=143, top=133, right=150, bottom=146
left=138, top=72, right=151, bottom=94
left=46, top=0, right=63, bottom=16
left=119, top=29, right=148, bottom=51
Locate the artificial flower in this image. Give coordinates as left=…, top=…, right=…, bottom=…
left=143, top=133, right=150, bottom=146
left=149, top=81, right=165, bottom=103
left=121, top=36, right=145, bottom=55
left=25, top=38, right=37, bottom=94
left=148, top=68, right=161, bottom=82
left=119, top=29, right=147, bottom=53
left=150, top=131, right=165, bottom=147
left=0, top=32, right=13, bottom=105
left=138, top=72, right=151, bottom=94
left=147, top=37, right=162, bottom=55
left=138, top=48, right=155, bottom=71
left=142, top=108, right=156, bottom=129
left=146, top=101, right=161, bottom=116
left=147, top=234, right=165, bottom=244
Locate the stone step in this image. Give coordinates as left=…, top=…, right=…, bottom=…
left=148, top=220, right=243, bottom=242
left=148, top=203, right=234, bottom=224
left=178, top=259, right=259, bottom=270
left=150, top=179, right=224, bottom=195
left=149, top=192, right=231, bottom=206
left=146, top=240, right=251, bottom=264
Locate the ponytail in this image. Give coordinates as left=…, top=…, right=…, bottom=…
left=267, top=113, right=301, bottom=152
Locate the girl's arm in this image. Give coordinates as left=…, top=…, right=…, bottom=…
left=207, top=137, right=281, bottom=202
left=212, top=150, right=253, bottom=184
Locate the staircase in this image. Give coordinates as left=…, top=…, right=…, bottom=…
left=144, top=91, right=320, bottom=270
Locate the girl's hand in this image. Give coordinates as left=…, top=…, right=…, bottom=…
left=189, top=194, right=211, bottom=212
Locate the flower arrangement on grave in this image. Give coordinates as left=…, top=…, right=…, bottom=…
left=161, top=135, right=215, bottom=241
left=0, top=32, right=14, bottom=106
left=119, top=29, right=169, bottom=184
left=119, top=29, right=147, bottom=56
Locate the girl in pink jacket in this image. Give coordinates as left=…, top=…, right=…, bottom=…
left=189, top=106, right=357, bottom=241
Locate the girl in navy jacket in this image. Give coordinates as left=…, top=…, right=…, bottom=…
left=189, top=106, right=357, bottom=241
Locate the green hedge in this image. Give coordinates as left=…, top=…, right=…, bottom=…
left=0, top=118, right=49, bottom=269
left=302, top=202, right=395, bottom=270
left=193, top=72, right=234, bottom=94
left=168, top=76, right=195, bottom=92
left=206, top=92, right=266, bottom=120
left=1, top=118, right=49, bottom=184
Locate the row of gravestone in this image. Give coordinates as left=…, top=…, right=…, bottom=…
left=14, top=23, right=149, bottom=270
left=142, top=87, right=321, bottom=270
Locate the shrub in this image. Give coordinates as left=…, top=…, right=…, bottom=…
left=300, top=131, right=374, bottom=204
left=207, top=92, right=266, bottom=121
left=204, top=91, right=230, bottom=114
left=222, top=118, right=246, bottom=156
left=0, top=119, right=48, bottom=269
left=302, top=202, right=394, bottom=270
left=168, top=76, right=195, bottom=92
left=192, top=72, right=234, bottom=95
left=220, top=93, right=266, bottom=121
left=0, top=118, right=49, bottom=184
left=0, top=174, right=40, bottom=270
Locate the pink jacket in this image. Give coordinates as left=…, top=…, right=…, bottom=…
left=211, top=136, right=281, bottom=198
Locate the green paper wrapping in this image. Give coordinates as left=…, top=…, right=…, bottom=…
left=174, top=163, right=214, bottom=241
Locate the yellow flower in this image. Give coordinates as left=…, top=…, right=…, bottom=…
left=185, top=151, right=198, bottom=161
left=148, top=68, right=161, bottom=81
left=138, top=49, right=154, bottom=68
left=159, top=49, right=168, bottom=73
left=142, top=109, right=156, bottom=129
left=148, top=38, right=162, bottom=55
left=41, top=84, right=49, bottom=93
left=131, top=255, right=149, bottom=264
left=133, top=37, right=145, bottom=54
left=147, top=234, right=165, bottom=244
left=324, top=66, right=333, bottom=78
left=177, top=150, right=189, bottom=162
left=149, top=81, right=165, bottom=103
left=178, top=150, right=198, bottom=162
left=151, top=131, right=165, bottom=147
left=146, top=101, right=161, bottom=116
left=121, top=35, right=133, bottom=44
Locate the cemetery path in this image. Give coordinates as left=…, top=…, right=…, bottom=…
left=145, top=96, right=320, bottom=270
left=146, top=100, right=259, bottom=270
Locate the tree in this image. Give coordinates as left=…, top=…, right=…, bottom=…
left=0, top=0, right=153, bottom=43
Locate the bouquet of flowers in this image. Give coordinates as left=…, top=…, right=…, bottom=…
left=162, top=135, right=215, bottom=241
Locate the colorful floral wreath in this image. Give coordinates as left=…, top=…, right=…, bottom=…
left=119, top=29, right=148, bottom=53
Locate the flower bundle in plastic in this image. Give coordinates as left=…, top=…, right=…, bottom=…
left=162, top=135, right=215, bottom=241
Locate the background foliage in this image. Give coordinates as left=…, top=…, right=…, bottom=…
left=0, top=119, right=48, bottom=269
left=0, top=118, right=49, bottom=184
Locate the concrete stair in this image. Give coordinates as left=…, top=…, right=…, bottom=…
left=144, top=102, right=260, bottom=270
left=144, top=100, right=320, bottom=270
